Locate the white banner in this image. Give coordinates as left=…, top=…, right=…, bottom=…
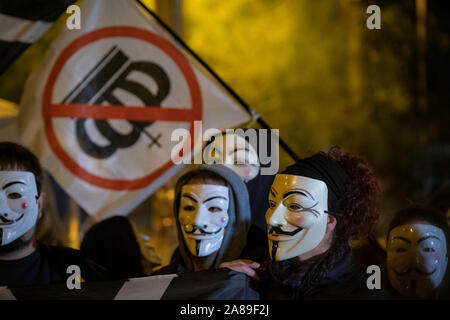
left=18, top=0, right=251, bottom=220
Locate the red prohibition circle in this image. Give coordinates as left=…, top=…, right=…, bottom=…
left=42, top=26, right=202, bottom=190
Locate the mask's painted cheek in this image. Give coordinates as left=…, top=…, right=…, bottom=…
left=290, top=215, right=304, bottom=226
left=213, top=213, right=228, bottom=227
left=286, top=212, right=316, bottom=229
left=179, top=210, right=195, bottom=225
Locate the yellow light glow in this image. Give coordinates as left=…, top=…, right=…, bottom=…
left=0, top=99, right=18, bottom=118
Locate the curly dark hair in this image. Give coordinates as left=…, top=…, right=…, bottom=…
left=261, top=147, right=382, bottom=297
left=327, top=146, right=381, bottom=240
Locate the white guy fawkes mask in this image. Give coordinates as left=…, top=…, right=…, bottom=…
left=387, top=223, right=448, bottom=298
left=203, top=133, right=260, bottom=182
left=266, top=174, right=329, bottom=261
left=179, top=184, right=230, bottom=257
left=0, top=171, right=39, bottom=246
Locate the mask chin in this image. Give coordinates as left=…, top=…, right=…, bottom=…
left=184, top=229, right=224, bottom=257
left=226, top=164, right=259, bottom=182
left=0, top=233, right=33, bottom=253
left=269, top=215, right=328, bottom=261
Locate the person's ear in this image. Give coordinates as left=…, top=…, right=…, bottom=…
left=37, top=192, right=45, bottom=220
left=326, top=214, right=337, bottom=234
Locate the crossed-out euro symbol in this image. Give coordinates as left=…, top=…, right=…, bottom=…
left=63, top=46, right=169, bottom=159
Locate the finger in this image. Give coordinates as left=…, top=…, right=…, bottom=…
left=236, top=261, right=260, bottom=269
left=240, top=259, right=257, bottom=265
left=242, top=266, right=260, bottom=280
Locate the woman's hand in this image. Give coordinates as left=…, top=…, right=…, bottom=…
left=219, top=259, right=260, bottom=280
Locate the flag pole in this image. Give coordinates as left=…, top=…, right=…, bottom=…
left=135, top=0, right=300, bottom=162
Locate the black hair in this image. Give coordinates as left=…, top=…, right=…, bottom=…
left=185, top=170, right=227, bottom=186
left=0, top=142, right=43, bottom=196
left=388, top=204, right=449, bottom=242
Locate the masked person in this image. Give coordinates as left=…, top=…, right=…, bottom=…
left=221, top=147, right=384, bottom=299
left=153, top=164, right=251, bottom=274
left=386, top=205, right=449, bottom=299
left=0, top=142, right=108, bottom=287
left=203, top=131, right=277, bottom=261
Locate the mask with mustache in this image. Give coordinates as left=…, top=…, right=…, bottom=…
left=0, top=171, right=39, bottom=246
left=266, top=174, right=329, bottom=261
left=179, top=184, right=229, bottom=257
left=387, top=223, right=448, bottom=298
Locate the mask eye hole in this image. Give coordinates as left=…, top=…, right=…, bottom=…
left=183, top=205, right=195, bottom=211
left=396, top=248, right=407, bottom=253
left=287, top=203, right=303, bottom=212
left=269, top=200, right=276, bottom=209
left=423, top=247, right=435, bottom=253
left=7, top=193, right=22, bottom=199
left=208, top=207, right=222, bottom=213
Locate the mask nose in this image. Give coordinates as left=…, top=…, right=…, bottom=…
left=414, top=250, right=429, bottom=269
left=267, top=203, right=287, bottom=227
left=193, top=206, right=210, bottom=229
left=0, top=210, right=21, bottom=221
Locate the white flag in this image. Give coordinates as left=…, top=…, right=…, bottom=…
left=18, top=0, right=251, bottom=220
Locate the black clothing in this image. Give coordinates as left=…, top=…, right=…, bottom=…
left=241, top=224, right=270, bottom=262
left=259, top=249, right=386, bottom=300
left=385, top=271, right=450, bottom=300
left=161, top=268, right=260, bottom=300
left=0, top=243, right=108, bottom=287
left=7, top=268, right=259, bottom=300
left=245, top=173, right=275, bottom=233
left=151, top=247, right=186, bottom=275
left=351, top=235, right=386, bottom=274
left=239, top=173, right=275, bottom=263
left=81, top=216, right=148, bottom=280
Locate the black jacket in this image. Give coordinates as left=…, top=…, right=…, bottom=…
left=259, top=250, right=387, bottom=300
left=0, top=243, right=109, bottom=287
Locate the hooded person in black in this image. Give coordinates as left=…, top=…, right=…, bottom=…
left=153, top=165, right=251, bottom=274
left=221, top=147, right=385, bottom=299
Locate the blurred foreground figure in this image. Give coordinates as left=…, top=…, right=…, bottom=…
left=386, top=205, right=449, bottom=299
left=203, top=131, right=261, bottom=182
left=222, top=147, right=385, bottom=299
left=81, top=216, right=161, bottom=280
left=153, top=165, right=251, bottom=274
left=0, top=142, right=107, bottom=286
